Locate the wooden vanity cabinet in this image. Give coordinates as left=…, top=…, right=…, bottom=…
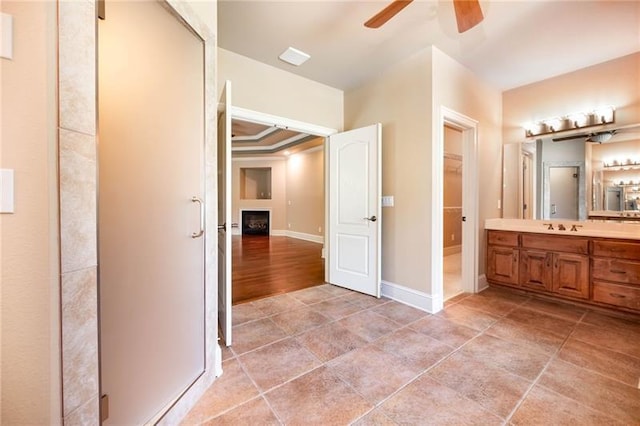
left=486, top=231, right=519, bottom=286
left=591, top=239, right=640, bottom=311
left=519, top=234, right=590, bottom=299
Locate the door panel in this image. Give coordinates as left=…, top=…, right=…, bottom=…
left=328, top=124, right=381, bottom=297
left=98, top=2, right=205, bottom=424
left=548, top=166, right=579, bottom=219
left=218, top=81, right=232, bottom=345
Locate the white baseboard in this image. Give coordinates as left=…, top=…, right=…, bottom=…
left=443, top=245, right=462, bottom=256
left=271, top=229, right=287, bottom=236
left=477, top=274, right=489, bottom=292
left=286, top=230, right=324, bottom=244
left=232, top=228, right=241, bottom=236
left=381, top=280, right=440, bottom=314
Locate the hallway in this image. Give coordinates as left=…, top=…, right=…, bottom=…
left=184, top=285, right=640, bottom=425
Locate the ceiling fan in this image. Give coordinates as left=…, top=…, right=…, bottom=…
left=364, top=0, right=484, bottom=33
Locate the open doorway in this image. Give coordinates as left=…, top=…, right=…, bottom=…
left=230, top=120, right=327, bottom=304
left=443, top=125, right=463, bottom=300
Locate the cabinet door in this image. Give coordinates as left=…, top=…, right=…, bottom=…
left=552, top=253, right=589, bottom=299
left=487, top=246, right=519, bottom=286
left=520, top=250, right=553, bottom=292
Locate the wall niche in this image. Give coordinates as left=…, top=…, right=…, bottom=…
left=240, top=167, right=272, bottom=200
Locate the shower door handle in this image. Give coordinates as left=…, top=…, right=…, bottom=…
left=191, top=196, right=204, bottom=238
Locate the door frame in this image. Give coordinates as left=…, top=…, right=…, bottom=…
left=432, top=106, right=479, bottom=312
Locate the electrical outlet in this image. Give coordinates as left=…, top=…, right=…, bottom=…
left=288, top=223, right=291, bottom=229
left=318, top=226, right=322, bottom=233
left=451, top=234, right=455, bottom=241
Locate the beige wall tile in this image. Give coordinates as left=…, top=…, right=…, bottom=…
left=59, top=128, right=97, bottom=273
left=61, top=267, right=98, bottom=416
left=59, top=0, right=96, bottom=135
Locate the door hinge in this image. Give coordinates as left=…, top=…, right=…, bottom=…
left=100, top=394, right=109, bottom=422
left=97, top=0, right=106, bottom=20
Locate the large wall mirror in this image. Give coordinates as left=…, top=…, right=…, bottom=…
left=503, top=124, right=640, bottom=222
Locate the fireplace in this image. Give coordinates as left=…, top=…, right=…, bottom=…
left=242, top=210, right=270, bottom=236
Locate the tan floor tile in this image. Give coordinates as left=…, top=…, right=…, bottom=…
left=352, top=408, right=397, bottom=425
left=250, top=293, right=306, bottom=316
left=444, top=292, right=471, bottom=307
left=239, top=338, right=321, bottom=392
left=378, top=375, right=502, bottom=425
left=479, top=286, right=530, bottom=304
left=319, top=283, right=354, bottom=297
left=571, top=322, right=640, bottom=358
left=265, top=366, right=372, bottom=424
left=558, top=338, right=640, bottom=386
left=269, top=306, right=330, bottom=335
left=410, top=315, right=479, bottom=348
left=372, top=301, right=429, bottom=325
left=231, top=318, right=287, bottom=355
left=511, top=385, right=624, bottom=425
left=202, top=397, right=279, bottom=426
left=456, top=294, right=521, bottom=317
left=296, top=321, right=368, bottom=362
left=289, top=285, right=335, bottom=305
left=374, top=327, right=454, bottom=370
left=181, top=359, right=259, bottom=424
left=311, top=297, right=364, bottom=320
left=342, top=292, right=390, bottom=308
left=428, top=352, right=532, bottom=418
left=521, top=297, right=586, bottom=322
left=538, top=359, right=640, bottom=424
left=506, top=306, right=576, bottom=338
left=328, top=345, right=423, bottom=404
left=338, top=310, right=402, bottom=342
left=231, top=302, right=267, bottom=326
left=459, top=334, right=551, bottom=380
left=436, top=303, right=501, bottom=331
left=580, top=310, right=640, bottom=338
left=485, top=317, right=566, bottom=355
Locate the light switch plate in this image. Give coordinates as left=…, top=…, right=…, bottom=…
left=0, top=169, right=15, bottom=213
left=381, top=195, right=394, bottom=207
left=1, top=13, right=13, bottom=60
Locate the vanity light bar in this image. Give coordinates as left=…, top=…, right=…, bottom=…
left=523, top=106, right=615, bottom=138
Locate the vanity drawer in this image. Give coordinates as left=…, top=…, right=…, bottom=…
left=591, top=258, right=640, bottom=285
left=593, top=281, right=640, bottom=311
left=521, top=234, right=589, bottom=254
left=592, top=240, right=640, bottom=261
left=487, top=230, right=519, bottom=247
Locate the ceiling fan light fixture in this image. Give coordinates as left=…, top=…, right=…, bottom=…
left=278, top=47, right=310, bottom=66
left=587, top=131, right=614, bottom=143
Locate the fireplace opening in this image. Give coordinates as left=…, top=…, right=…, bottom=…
left=242, top=210, right=270, bottom=236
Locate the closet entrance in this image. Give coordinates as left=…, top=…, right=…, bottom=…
left=443, top=125, right=463, bottom=300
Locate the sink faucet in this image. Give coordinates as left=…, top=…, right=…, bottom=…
left=570, top=224, right=583, bottom=232
left=544, top=223, right=554, bottom=230
left=558, top=224, right=566, bottom=231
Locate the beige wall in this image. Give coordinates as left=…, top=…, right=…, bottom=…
left=345, top=46, right=502, bottom=297
left=217, top=48, right=344, bottom=131
left=345, top=49, right=433, bottom=293
left=432, top=47, right=503, bottom=279
left=232, top=159, right=287, bottom=232
left=503, top=53, right=640, bottom=144
left=286, top=148, right=324, bottom=237
left=0, top=1, right=61, bottom=424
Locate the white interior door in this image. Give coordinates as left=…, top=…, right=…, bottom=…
left=218, top=81, right=232, bottom=345
left=98, top=2, right=205, bottom=424
left=328, top=124, right=381, bottom=297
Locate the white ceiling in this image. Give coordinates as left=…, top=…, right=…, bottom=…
left=218, top=0, right=640, bottom=91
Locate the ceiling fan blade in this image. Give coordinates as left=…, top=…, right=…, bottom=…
left=453, top=0, right=484, bottom=33
left=364, top=0, right=413, bottom=29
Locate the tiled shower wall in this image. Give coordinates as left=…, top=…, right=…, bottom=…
left=58, top=1, right=219, bottom=424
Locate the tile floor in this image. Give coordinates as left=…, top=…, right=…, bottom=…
left=443, top=252, right=462, bottom=301
left=182, top=284, right=640, bottom=425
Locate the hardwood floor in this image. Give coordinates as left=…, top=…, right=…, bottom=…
left=232, top=235, right=325, bottom=304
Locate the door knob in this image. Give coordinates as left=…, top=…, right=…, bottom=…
left=218, top=223, right=226, bottom=231
left=364, top=216, right=377, bottom=222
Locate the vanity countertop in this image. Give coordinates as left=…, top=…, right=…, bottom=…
left=485, top=218, right=640, bottom=240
